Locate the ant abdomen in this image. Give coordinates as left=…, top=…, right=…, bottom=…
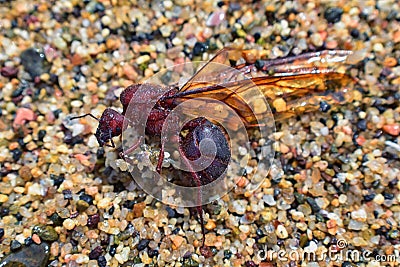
left=178, top=117, right=231, bottom=187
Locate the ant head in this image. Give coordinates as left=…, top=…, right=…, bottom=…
left=95, top=108, right=125, bottom=147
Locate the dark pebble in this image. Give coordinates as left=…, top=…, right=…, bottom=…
left=172, top=228, right=180, bottom=235
left=256, top=229, right=264, bottom=237
left=192, top=42, right=208, bottom=57
left=350, top=28, right=360, bottom=38
left=357, top=119, right=367, bottom=131
left=383, top=193, right=394, bottom=200
left=306, top=197, right=321, bottom=213
left=137, top=239, right=150, bottom=251
left=98, top=255, right=107, bottom=267
left=228, top=2, right=241, bottom=12
left=108, top=206, right=115, bottom=215
left=62, top=189, right=73, bottom=200
left=25, top=237, right=33, bottom=246
left=245, top=261, right=258, bottom=267
left=0, top=66, right=19, bottom=78
left=10, top=240, right=22, bottom=252
left=79, top=193, right=93, bottom=204
left=51, top=174, right=64, bottom=188
left=109, top=245, right=117, bottom=256
left=87, top=214, right=100, bottom=227
left=324, top=7, right=343, bottom=23
left=364, top=194, right=375, bottom=202
left=166, top=206, right=178, bottom=218
left=319, top=101, right=331, bottom=112
left=20, top=48, right=49, bottom=78
left=70, top=238, right=78, bottom=247
left=15, top=212, right=23, bottom=221
left=0, top=228, right=4, bottom=239
left=148, top=249, right=159, bottom=257
left=53, top=109, right=62, bottom=119
left=223, top=249, right=232, bottom=259
left=217, top=1, right=225, bottom=7
left=0, top=242, right=50, bottom=267
left=38, top=129, right=46, bottom=141
left=94, top=3, right=105, bottom=12
left=89, top=246, right=103, bottom=260
left=11, top=148, right=22, bottom=161
left=294, top=192, right=305, bottom=204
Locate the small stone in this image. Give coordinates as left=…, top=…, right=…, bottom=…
left=133, top=202, right=146, bottom=218
left=33, top=225, right=59, bottom=242
left=136, top=55, right=150, bottom=65
left=20, top=48, right=49, bottom=78
left=0, top=194, right=9, bottom=203
left=10, top=240, right=22, bottom=252
left=0, top=243, right=50, bottom=267
left=352, top=237, right=368, bottom=246
left=63, top=218, right=76, bottom=230
left=206, top=10, right=225, bottom=27
left=239, top=225, right=250, bottom=234
left=13, top=107, right=36, bottom=129
left=76, top=200, right=89, bottom=212
left=19, top=166, right=32, bottom=181
left=348, top=220, right=364, bottom=230
left=382, top=123, right=399, bottom=136
left=32, top=234, right=41, bottom=244
left=276, top=225, right=288, bottom=239
left=1, top=66, right=19, bottom=78
left=101, top=15, right=111, bottom=26
left=351, top=209, right=367, bottom=222
left=311, top=33, right=323, bottom=47
left=373, top=194, right=385, bottom=205
left=97, top=198, right=111, bottom=209
left=171, top=235, right=184, bottom=249
left=324, top=7, right=343, bottom=23
left=229, top=200, right=247, bottom=215
left=263, top=194, right=276, bottom=206
left=205, top=220, right=216, bottom=230
left=89, top=246, right=103, bottom=260
left=53, top=36, right=67, bottom=50
left=137, top=239, right=150, bottom=251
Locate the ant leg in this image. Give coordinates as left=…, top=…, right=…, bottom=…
left=177, top=145, right=206, bottom=247
left=70, top=113, right=99, bottom=121
left=109, top=129, right=116, bottom=148
left=197, top=205, right=206, bottom=246
left=156, top=141, right=165, bottom=174
left=119, top=136, right=143, bottom=158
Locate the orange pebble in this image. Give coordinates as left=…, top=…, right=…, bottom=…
left=383, top=123, right=400, bottom=136
left=32, top=234, right=41, bottom=244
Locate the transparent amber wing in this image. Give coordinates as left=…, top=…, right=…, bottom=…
left=172, top=48, right=358, bottom=125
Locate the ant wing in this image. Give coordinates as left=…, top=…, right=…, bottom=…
left=170, top=50, right=360, bottom=126
left=178, top=47, right=245, bottom=92
left=237, top=50, right=358, bottom=78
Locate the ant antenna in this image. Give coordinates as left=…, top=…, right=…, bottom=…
left=70, top=113, right=99, bottom=121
